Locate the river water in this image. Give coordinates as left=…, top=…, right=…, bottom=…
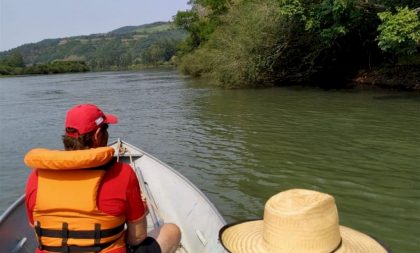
left=0, top=70, right=419, bottom=252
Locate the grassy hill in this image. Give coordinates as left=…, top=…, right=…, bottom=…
left=0, top=22, right=187, bottom=71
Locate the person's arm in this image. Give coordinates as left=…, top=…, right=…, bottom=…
left=126, top=216, right=148, bottom=245
left=25, top=170, right=38, bottom=227
left=125, top=164, right=147, bottom=245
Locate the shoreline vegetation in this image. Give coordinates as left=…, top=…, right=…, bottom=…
left=0, top=60, right=89, bottom=76
left=173, top=0, right=419, bottom=91
left=1, top=2, right=419, bottom=91
left=354, top=65, right=420, bottom=90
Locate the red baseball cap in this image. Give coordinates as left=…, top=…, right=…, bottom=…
left=65, top=104, right=118, bottom=137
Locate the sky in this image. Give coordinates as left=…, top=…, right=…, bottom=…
left=0, top=0, right=190, bottom=51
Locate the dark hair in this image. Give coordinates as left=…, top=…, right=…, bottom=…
left=62, top=124, right=108, bottom=150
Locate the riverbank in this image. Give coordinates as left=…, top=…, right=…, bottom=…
left=0, top=61, right=89, bottom=76
left=0, top=65, right=176, bottom=78
left=353, top=65, right=420, bottom=91
left=3, top=63, right=419, bottom=92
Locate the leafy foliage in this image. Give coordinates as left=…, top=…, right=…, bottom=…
left=377, top=7, right=420, bottom=55
left=141, top=38, right=179, bottom=65
left=302, top=0, right=362, bottom=44
left=174, top=0, right=232, bottom=52
left=176, top=0, right=420, bottom=88
left=205, top=0, right=295, bottom=87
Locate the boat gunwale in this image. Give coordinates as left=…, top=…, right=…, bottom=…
left=0, top=194, right=25, bottom=225
left=110, top=139, right=226, bottom=225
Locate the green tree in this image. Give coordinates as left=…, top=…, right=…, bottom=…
left=141, top=39, right=179, bottom=65
left=377, top=7, right=420, bottom=56
left=0, top=51, right=25, bottom=67
left=174, top=0, right=232, bottom=52
left=8, top=51, right=25, bottom=67
left=178, top=0, right=385, bottom=87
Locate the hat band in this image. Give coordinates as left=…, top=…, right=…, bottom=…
left=219, top=221, right=344, bottom=253
left=330, top=239, right=342, bottom=253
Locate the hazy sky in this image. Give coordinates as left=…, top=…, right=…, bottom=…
left=0, top=0, right=190, bottom=51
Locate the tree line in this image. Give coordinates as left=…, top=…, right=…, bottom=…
left=0, top=52, right=89, bottom=75
left=174, top=0, right=420, bottom=88
left=0, top=49, right=93, bottom=76
left=0, top=23, right=186, bottom=76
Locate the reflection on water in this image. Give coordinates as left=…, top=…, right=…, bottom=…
left=0, top=70, right=419, bottom=252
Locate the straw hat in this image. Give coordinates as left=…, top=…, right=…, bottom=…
left=219, top=189, right=390, bottom=253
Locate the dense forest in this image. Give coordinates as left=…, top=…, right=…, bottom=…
left=0, top=22, right=186, bottom=75
left=174, top=0, right=420, bottom=89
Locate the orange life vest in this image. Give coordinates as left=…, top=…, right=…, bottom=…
left=24, top=147, right=126, bottom=252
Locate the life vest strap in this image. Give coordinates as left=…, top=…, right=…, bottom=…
left=35, top=222, right=43, bottom=250
left=35, top=222, right=125, bottom=239
left=95, top=223, right=101, bottom=245
left=39, top=241, right=114, bottom=253
left=61, top=223, right=69, bottom=246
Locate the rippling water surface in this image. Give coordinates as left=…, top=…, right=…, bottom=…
left=0, top=70, right=419, bottom=252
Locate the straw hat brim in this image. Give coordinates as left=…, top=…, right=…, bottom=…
left=219, top=220, right=390, bottom=253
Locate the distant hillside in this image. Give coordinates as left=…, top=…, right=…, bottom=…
left=0, top=22, right=187, bottom=70
left=109, top=22, right=173, bottom=35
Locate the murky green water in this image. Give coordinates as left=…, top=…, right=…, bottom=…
left=0, top=70, right=419, bottom=252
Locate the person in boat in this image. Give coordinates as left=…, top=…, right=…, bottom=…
left=24, top=104, right=181, bottom=253
left=219, top=188, right=392, bottom=253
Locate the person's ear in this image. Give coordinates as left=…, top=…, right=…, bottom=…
left=94, top=127, right=102, bottom=143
